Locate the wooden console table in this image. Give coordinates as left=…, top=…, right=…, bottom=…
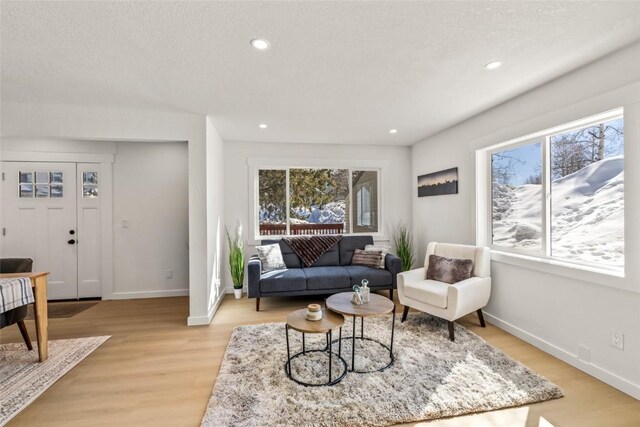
left=0, top=272, right=49, bottom=362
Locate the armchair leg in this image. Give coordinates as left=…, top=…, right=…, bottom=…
left=477, top=309, right=486, bottom=327
left=401, top=305, right=409, bottom=323
left=389, top=288, right=394, bottom=301
left=447, top=321, right=455, bottom=342
left=17, top=320, right=33, bottom=350
left=256, top=298, right=260, bottom=312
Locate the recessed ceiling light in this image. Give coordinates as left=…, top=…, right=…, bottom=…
left=259, top=123, right=268, bottom=129
left=251, top=38, right=270, bottom=50
left=389, top=129, right=398, bottom=134
left=484, top=61, right=502, bottom=70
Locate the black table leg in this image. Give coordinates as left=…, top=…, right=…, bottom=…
left=302, top=332, right=306, bottom=354
left=390, top=306, right=396, bottom=356
left=285, top=324, right=291, bottom=375
left=361, top=316, right=364, bottom=338
left=338, top=327, right=342, bottom=357
left=328, top=330, right=332, bottom=383
left=351, top=315, right=356, bottom=371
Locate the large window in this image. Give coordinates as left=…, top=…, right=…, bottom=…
left=257, top=167, right=379, bottom=236
left=489, top=111, right=624, bottom=270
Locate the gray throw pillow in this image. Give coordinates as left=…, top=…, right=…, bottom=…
left=426, top=254, right=473, bottom=284
left=351, top=249, right=383, bottom=269
left=365, top=244, right=390, bottom=269
left=256, top=243, right=286, bottom=272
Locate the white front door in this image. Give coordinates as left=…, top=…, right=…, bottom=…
left=77, top=163, right=102, bottom=298
left=1, top=162, right=102, bottom=300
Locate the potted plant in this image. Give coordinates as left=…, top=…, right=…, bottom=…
left=226, top=222, right=245, bottom=299
left=393, top=222, right=415, bottom=272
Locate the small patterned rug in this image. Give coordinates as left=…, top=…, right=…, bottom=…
left=201, top=314, right=562, bottom=426
left=0, top=336, right=110, bottom=426
left=26, top=301, right=98, bottom=319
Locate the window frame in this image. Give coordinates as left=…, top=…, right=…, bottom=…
left=248, top=158, right=386, bottom=243
left=482, top=108, right=625, bottom=274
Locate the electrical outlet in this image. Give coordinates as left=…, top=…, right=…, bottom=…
left=611, top=330, right=624, bottom=350
left=165, top=269, right=173, bottom=279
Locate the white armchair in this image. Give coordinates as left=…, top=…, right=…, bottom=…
left=397, top=242, right=491, bottom=341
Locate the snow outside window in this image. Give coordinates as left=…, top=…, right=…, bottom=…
left=257, top=168, right=379, bottom=237
left=489, top=113, right=624, bottom=270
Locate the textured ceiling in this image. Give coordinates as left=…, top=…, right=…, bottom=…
left=2, top=1, right=640, bottom=146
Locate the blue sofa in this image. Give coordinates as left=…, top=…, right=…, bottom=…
left=248, top=235, right=401, bottom=311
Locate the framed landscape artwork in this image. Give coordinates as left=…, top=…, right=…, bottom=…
left=418, top=167, right=458, bottom=197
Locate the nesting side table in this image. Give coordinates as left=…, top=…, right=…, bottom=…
left=285, top=308, right=348, bottom=386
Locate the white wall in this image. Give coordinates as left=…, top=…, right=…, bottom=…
left=204, top=117, right=225, bottom=317
left=412, top=41, right=640, bottom=398
left=0, top=101, right=220, bottom=325
left=224, top=140, right=413, bottom=292
left=113, top=141, right=189, bottom=297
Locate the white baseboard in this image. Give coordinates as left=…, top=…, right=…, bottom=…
left=107, top=289, right=189, bottom=300
left=187, top=293, right=224, bottom=326
left=484, top=311, right=640, bottom=400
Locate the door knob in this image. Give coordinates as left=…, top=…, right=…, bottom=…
left=69, top=230, right=75, bottom=235
left=68, top=239, right=76, bottom=244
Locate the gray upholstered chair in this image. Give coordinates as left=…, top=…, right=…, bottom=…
left=0, top=258, right=34, bottom=349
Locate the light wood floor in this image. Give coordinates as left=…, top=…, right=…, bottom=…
left=1, top=294, right=639, bottom=427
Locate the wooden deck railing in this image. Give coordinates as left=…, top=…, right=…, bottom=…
left=259, top=223, right=345, bottom=236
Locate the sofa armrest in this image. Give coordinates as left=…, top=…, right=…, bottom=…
left=247, top=255, right=262, bottom=298
left=385, top=253, right=402, bottom=288
left=447, top=276, right=491, bottom=319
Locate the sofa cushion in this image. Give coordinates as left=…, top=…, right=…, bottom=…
left=339, top=236, right=375, bottom=266
left=259, top=269, right=307, bottom=293
left=309, top=244, right=340, bottom=267
left=343, top=265, right=392, bottom=287
left=262, top=239, right=301, bottom=268
left=303, top=266, right=351, bottom=290
left=403, top=279, right=449, bottom=309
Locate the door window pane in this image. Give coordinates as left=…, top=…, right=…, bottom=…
left=491, top=142, right=543, bottom=251
left=82, top=172, right=99, bottom=198
left=83, top=185, right=98, bottom=198
left=550, top=118, right=624, bottom=267
left=35, top=184, right=50, bottom=198
left=352, top=171, right=378, bottom=232
left=36, top=171, right=49, bottom=183
left=83, top=172, right=98, bottom=184
left=50, top=172, right=63, bottom=183
left=50, top=184, right=64, bottom=198
left=289, top=169, right=348, bottom=235
left=258, top=170, right=287, bottom=236
left=19, top=184, right=33, bottom=198
left=19, top=172, right=33, bottom=184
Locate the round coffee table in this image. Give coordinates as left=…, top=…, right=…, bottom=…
left=285, top=308, right=348, bottom=386
left=326, top=292, right=396, bottom=373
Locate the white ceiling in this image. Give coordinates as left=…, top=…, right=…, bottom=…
left=3, top=1, right=640, bottom=146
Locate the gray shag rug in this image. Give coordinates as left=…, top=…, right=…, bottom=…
left=0, top=336, right=110, bottom=426
left=201, top=314, right=562, bottom=426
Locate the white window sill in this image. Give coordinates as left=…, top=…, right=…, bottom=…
left=490, top=250, right=636, bottom=293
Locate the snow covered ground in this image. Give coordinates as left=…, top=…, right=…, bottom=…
left=492, top=156, right=624, bottom=268
left=260, top=201, right=346, bottom=224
